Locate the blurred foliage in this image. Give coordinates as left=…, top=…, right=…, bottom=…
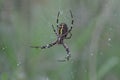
left=0, top=0, right=120, bottom=80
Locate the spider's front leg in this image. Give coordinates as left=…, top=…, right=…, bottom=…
left=31, top=41, right=57, bottom=49
left=52, top=25, right=58, bottom=36
left=62, top=43, right=71, bottom=61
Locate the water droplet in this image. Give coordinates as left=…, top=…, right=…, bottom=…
left=17, top=63, right=21, bottom=66
left=1, top=47, right=7, bottom=51
left=90, top=53, right=94, bottom=56
left=108, top=38, right=111, bottom=41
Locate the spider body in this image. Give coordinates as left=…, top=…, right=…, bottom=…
left=57, top=23, right=68, bottom=44
left=31, top=10, right=74, bottom=61
left=58, top=23, right=68, bottom=36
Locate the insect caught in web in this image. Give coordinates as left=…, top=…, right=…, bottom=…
left=31, top=10, right=74, bottom=61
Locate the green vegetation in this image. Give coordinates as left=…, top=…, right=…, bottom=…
left=0, top=0, right=120, bottom=80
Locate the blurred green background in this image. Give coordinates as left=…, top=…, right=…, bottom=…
left=0, top=0, right=120, bottom=80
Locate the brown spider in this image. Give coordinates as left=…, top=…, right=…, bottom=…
left=31, top=10, right=74, bottom=61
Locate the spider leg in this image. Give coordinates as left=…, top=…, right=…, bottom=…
left=41, top=41, right=57, bottom=49
left=56, top=11, right=60, bottom=28
left=65, top=32, right=72, bottom=39
left=62, top=43, right=71, bottom=61
left=70, top=10, right=74, bottom=26
left=52, top=25, right=58, bottom=36
left=30, top=41, right=57, bottom=49
left=69, top=10, right=74, bottom=32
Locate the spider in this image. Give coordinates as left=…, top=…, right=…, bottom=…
left=31, top=10, right=74, bottom=61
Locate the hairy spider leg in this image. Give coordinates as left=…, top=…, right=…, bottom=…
left=70, top=10, right=74, bottom=26
left=31, top=41, right=57, bottom=49
left=52, top=25, right=58, bottom=36
left=56, top=11, right=60, bottom=28
left=62, top=43, right=71, bottom=61
left=41, top=41, right=57, bottom=49
left=69, top=10, right=74, bottom=32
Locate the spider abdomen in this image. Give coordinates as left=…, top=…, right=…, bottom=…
left=58, top=23, right=68, bottom=37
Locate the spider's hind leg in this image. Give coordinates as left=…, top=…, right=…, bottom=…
left=62, top=43, right=71, bottom=61
left=41, top=41, right=57, bottom=49
left=31, top=41, right=57, bottom=49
